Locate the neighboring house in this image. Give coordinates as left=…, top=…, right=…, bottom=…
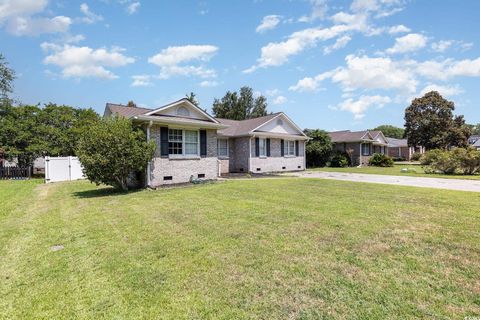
left=328, top=130, right=389, bottom=166
left=387, top=138, right=425, bottom=160
left=472, top=138, right=480, bottom=150
left=469, top=135, right=480, bottom=149
left=104, top=98, right=308, bottom=186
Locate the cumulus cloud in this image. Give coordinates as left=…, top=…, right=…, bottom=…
left=41, top=43, right=135, bottom=79
left=324, top=35, right=352, bottom=55
left=419, top=84, right=463, bottom=97
left=0, top=0, right=72, bottom=35
left=415, top=57, right=480, bottom=81
left=79, top=3, right=103, bottom=24
left=199, top=80, right=219, bottom=87
left=272, top=95, right=288, bottom=105
left=337, top=95, right=391, bottom=119
left=256, top=15, right=281, bottom=33
left=299, top=0, right=328, bottom=23
left=148, top=45, right=218, bottom=79
left=131, top=75, right=153, bottom=87
left=386, top=33, right=427, bottom=54
left=126, top=2, right=140, bottom=15
left=388, top=24, right=410, bottom=34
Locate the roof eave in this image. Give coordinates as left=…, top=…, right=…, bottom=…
left=133, top=115, right=229, bottom=129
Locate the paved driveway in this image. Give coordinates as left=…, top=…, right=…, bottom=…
left=290, top=171, right=480, bottom=192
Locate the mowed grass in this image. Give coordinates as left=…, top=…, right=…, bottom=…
left=312, top=164, right=480, bottom=180
left=0, top=178, right=479, bottom=319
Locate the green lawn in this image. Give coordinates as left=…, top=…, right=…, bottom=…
left=312, top=163, right=480, bottom=180
left=1, top=179, right=479, bottom=319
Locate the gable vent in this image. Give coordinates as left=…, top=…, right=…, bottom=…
left=176, top=106, right=190, bottom=117
left=276, top=119, right=284, bottom=126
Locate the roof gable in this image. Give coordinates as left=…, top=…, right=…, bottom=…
left=253, top=113, right=306, bottom=136
left=145, top=98, right=218, bottom=123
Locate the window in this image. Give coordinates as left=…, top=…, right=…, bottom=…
left=259, top=138, right=266, bottom=157
left=284, top=140, right=295, bottom=156
left=168, top=129, right=199, bottom=156
left=217, top=138, right=228, bottom=157
left=362, top=143, right=371, bottom=156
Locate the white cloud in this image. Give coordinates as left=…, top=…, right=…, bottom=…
left=299, top=0, right=328, bottom=23
left=79, top=3, right=103, bottom=24
left=388, top=24, right=410, bottom=34
left=289, top=70, right=335, bottom=92
left=420, top=84, right=463, bottom=97
left=42, top=44, right=135, bottom=79
left=415, top=57, right=480, bottom=80
left=337, top=95, right=391, bottom=119
left=431, top=40, right=453, bottom=53
left=324, top=35, right=351, bottom=55
left=199, top=80, right=219, bottom=87
left=0, top=0, right=73, bottom=35
left=386, top=33, right=427, bottom=54
left=272, top=95, right=288, bottom=105
left=350, top=0, right=405, bottom=17
left=126, top=2, right=140, bottom=15
left=256, top=15, right=281, bottom=33
left=148, top=45, right=219, bottom=79
left=131, top=75, right=153, bottom=87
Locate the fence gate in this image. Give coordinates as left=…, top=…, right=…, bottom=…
left=45, top=156, right=85, bottom=183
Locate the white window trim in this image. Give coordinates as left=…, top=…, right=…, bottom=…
left=259, top=138, right=267, bottom=157
left=217, top=138, right=229, bottom=158
left=284, top=140, right=296, bottom=157
left=168, top=128, right=200, bottom=158
left=361, top=143, right=371, bottom=156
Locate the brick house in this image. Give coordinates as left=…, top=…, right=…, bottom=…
left=328, top=130, right=389, bottom=166
left=104, top=99, right=308, bottom=186
left=387, top=138, right=425, bottom=160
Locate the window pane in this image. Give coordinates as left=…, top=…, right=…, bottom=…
left=185, top=143, right=197, bottom=155
left=259, top=138, right=266, bottom=156
left=169, top=142, right=182, bottom=154
left=168, top=129, right=182, bottom=142
left=185, top=130, right=198, bottom=143
left=218, top=139, right=228, bottom=157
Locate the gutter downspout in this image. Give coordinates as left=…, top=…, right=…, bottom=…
left=146, top=121, right=153, bottom=188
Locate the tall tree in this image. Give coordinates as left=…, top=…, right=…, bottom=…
left=303, top=129, right=333, bottom=168
left=185, top=92, right=199, bottom=106
left=0, top=54, right=15, bottom=100
left=468, top=123, right=480, bottom=135
left=212, top=86, right=268, bottom=120
left=404, top=91, right=471, bottom=150
left=372, top=125, right=404, bottom=139
left=126, top=100, right=137, bottom=108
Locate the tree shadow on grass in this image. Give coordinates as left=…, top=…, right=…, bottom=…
left=73, top=186, right=143, bottom=199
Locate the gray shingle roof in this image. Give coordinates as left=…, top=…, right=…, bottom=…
left=217, top=113, right=282, bottom=136
left=328, top=130, right=374, bottom=142
left=387, top=137, right=408, bottom=147
left=105, top=103, right=152, bottom=118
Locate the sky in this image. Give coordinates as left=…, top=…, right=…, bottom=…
left=1, top=0, right=480, bottom=131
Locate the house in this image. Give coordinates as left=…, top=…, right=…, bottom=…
left=469, top=135, right=480, bottom=150
left=387, top=138, right=425, bottom=160
left=472, top=138, right=480, bottom=150
left=328, top=130, right=389, bottom=166
left=104, top=98, right=308, bottom=186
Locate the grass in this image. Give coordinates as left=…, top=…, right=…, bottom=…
left=0, top=178, right=479, bottom=319
left=312, top=163, right=480, bottom=180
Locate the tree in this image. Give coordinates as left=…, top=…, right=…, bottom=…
left=185, top=92, right=199, bottom=106
left=0, top=103, right=99, bottom=167
left=76, top=116, right=155, bottom=191
left=404, top=91, right=471, bottom=150
left=303, top=129, right=332, bottom=167
left=468, top=123, right=480, bottom=135
left=372, top=125, right=404, bottom=139
left=126, top=100, right=137, bottom=108
left=212, top=86, right=268, bottom=120
left=0, top=54, right=15, bottom=100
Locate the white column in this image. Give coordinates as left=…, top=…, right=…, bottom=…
left=146, top=121, right=152, bottom=187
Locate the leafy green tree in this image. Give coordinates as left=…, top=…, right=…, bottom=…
left=372, top=125, right=404, bottom=139
left=0, top=54, right=15, bottom=100
left=76, top=116, right=155, bottom=191
left=303, top=129, right=332, bottom=168
left=404, top=91, right=471, bottom=150
left=212, top=86, right=268, bottom=120
left=468, top=123, right=480, bottom=135
left=185, top=92, right=199, bottom=106
left=126, top=100, right=137, bottom=108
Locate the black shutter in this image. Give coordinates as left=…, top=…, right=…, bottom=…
left=255, top=138, right=259, bottom=157
left=266, top=138, right=271, bottom=157
left=200, top=130, right=207, bottom=157
left=160, top=127, right=169, bottom=157
left=281, top=139, right=284, bottom=156
left=295, top=141, right=299, bottom=156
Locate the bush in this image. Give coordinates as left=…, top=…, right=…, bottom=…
left=368, top=153, right=394, bottom=167
left=304, top=129, right=333, bottom=168
left=410, top=152, right=423, bottom=161
left=392, top=156, right=406, bottom=162
left=77, top=116, right=156, bottom=191
left=330, top=151, right=350, bottom=167
left=420, top=148, right=480, bottom=175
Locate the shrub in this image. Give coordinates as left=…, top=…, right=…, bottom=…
left=392, top=156, right=406, bottom=162
left=330, top=151, right=350, bottom=167
left=454, top=147, right=480, bottom=175
left=368, top=153, right=394, bottom=167
left=77, top=116, right=156, bottom=191
left=304, top=129, right=333, bottom=168
left=420, top=149, right=459, bottom=174
left=410, top=152, right=423, bottom=161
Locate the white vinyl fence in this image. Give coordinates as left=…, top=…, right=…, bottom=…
left=45, top=156, right=85, bottom=183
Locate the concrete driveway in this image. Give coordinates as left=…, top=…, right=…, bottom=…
left=290, top=171, right=480, bottom=192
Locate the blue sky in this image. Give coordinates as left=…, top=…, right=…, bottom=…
left=1, top=0, right=480, bottom=130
